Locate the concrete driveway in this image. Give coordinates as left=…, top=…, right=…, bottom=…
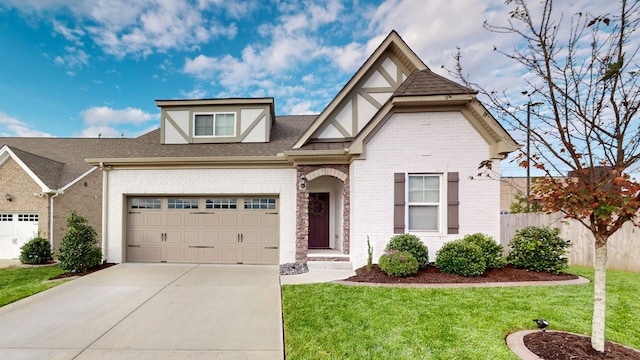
left=0, top=263, right=283, bottom=359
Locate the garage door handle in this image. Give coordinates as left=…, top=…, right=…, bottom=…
left=189, top=245, right=215, bottom=249
left=265, top=212, right=278, bottom=215
left=128, top=245, right=141, bottom=248
left=129, top=211, right=141, bottom=214
left=264, top=246, right=278, bottom=249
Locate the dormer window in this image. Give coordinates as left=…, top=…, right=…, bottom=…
left=194, top=112, right=236, bottom=137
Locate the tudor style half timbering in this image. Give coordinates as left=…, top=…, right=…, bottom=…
left=311, top=54, right=413, bottom=139
left=157, top=98, right=276, bottom=144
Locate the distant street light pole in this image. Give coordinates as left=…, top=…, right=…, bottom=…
left=526, top=101, right=543, bottom=212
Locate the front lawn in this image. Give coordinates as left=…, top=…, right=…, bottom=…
left=282, top=267, right=640, bottom=359
left=0, top=265, right=68, bottom=307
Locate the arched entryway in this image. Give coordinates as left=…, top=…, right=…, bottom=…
left=295, top=165, right=350, bottom=262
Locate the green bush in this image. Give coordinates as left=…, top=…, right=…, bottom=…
left=461, top=233, right=506, bottom=269
left=19, top=237, right=52, bottom=264
left=58, top=211, right=102, bottom=273
left=384, top=234, right=429, bottom=269
left=435, top=240, right=486, bottom=277
left=379, top=250, right=419, bottom=277
left=507, top=226, right=571, bottom=274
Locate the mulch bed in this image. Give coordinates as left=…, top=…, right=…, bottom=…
left=345, top=264, right=639, bottom=359
left=344, top=264, right=578, bottom=284
left=48, top=262, right=117, bottom=280
left=524, top=331, right=640, bottom=359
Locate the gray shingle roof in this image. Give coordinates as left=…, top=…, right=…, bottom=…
left=393, top=69, right=476, bottom=97
left=0, top=115, right=316, bottom=189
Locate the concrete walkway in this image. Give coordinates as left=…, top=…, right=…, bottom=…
left=0, top=263, right=283, bottom=359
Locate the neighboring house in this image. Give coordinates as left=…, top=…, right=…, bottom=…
left=1, top=31, right=519, bottom=269
left=0, top=138, right=129, bottom=259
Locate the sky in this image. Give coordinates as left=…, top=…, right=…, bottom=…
left=0, top=0, right=613, bottom=175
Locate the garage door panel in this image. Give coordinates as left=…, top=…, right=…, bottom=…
left=261, top=213, right=278, bottom=227
left=221, top=214, right=238, bottom=227
left=202, top=231, right=222, bottom=245
left=182, top=231, right=200, bottom=245
left=199, top=248, right=221, bottom=262
left=164, top=230, right=182, bottom=244
left=165, top=246, right=184, bottom=262
left=221, top=231, right=239, bottom=245
left=241, top=214, right=259, bottom=227
left=219, top=247, right=240, bottom=263
left=127, top=245, right=161, bottom=263
left=166, top=214, right=182, bottom=227
left=145, top=214, right=164, bottom=227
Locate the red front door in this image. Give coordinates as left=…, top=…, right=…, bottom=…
left=308, top=193, right=330, bottom=248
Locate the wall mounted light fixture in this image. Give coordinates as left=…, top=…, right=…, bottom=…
left=5, top=193, right=12, bottom=202
left=299, top=175, right=307, bottom=189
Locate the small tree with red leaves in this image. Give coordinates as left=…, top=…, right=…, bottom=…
left=455, top=0, right=640, bottom=352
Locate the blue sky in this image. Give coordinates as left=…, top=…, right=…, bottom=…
left=0, top=0, right=611, bottom=175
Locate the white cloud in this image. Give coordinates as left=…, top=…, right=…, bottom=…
left=54, top=46, right=89, bottom=69
left=80, top=106, right=155, bottom=125
left=0, top=112, right=54, bottom=137
left=52, top=20, right=85, bottom=44
left=2, top=0, right=245, bottom=59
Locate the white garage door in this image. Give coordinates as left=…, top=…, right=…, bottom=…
left=0, top=214, right=39, bottom=259
left=126, top=197, right=279, bottom=264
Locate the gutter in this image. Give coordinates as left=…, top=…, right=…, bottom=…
left=48, top=190, right=61, bottom=251
left=99, top=162, right=111, bottom=263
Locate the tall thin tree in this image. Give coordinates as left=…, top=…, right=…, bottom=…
left=455, top=0, right=640, bottom=352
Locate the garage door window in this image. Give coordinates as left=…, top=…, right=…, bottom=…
left=206, top=198, right=237, bottom=209
left=131, top=198, right=161, bottom=209
left=244, top=198, right=276, bottom=210
left=1, top=214, right=12, bottom=221
left=168, top=198, right=199, bottom=209
left=18, top=214, right=38, bottom=222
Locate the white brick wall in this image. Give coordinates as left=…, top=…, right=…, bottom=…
left=350, top=111, right=502, bottom=268
left=105, top=168, right=297, bottom=263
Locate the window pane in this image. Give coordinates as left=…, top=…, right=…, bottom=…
left=409, top=205, right=438, bottom=231
left=215, top=114, right=234, bottom=136
left=195, top=115, right=213, bottom=136
left=408, top=175, right=439, bottom=203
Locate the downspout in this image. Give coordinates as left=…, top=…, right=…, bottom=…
left=100, top=162, right=110, bottom=263
left=49, top=192, right=60, bottom=251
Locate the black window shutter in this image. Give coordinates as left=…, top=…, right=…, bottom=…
left=447, top=172, right=459, bottom=234
left=394, top=173, right=405, bottom=234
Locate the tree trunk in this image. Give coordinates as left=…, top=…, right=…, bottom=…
left=591, top=242, right=607, bottom=352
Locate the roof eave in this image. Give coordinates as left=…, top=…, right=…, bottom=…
left=85, top=155, right=291, bottom=167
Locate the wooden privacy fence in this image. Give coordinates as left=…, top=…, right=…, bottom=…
left=501, top=213, right=640, bottom=273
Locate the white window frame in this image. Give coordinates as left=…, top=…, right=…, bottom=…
left=406, top=173, right=443, bottom=233
left=193, top=112, right=236, bottom=137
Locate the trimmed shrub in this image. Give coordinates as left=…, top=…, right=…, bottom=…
left=379, top=250, right=419, bottom=277
left=462, top=233, right=506, bottom=269
left=436, top=240, right=486, bottom=277
left=19, top=237, right=52, bottom=264
left=507, top=226, right=571, bottom=274
left=58, top=211, right=102, bottom=273
left=384, top=234, right=429, bottom=269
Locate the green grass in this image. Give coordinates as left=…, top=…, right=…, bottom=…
left=0, top=265, right=68, bottom=307
left=282, top=267, right=640, bottom=359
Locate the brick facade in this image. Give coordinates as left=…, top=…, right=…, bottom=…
left=0, top=158, right=49, bottom=239
left=350, top=111, right=502, bottom=268
left=54, top=169, right=103, bottom=252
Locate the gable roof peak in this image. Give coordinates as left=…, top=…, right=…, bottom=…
left=394, top=69, right=476, bottom=97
